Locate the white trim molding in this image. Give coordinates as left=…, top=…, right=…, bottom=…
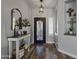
left=46, top=41, right=55, bottom=44
left=58, top=48, right=77, bottom=59
left=1, top=55, right=9, bottom=59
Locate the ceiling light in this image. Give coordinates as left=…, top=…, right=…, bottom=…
left=39, top=0, right=44, bottom=13
left=39, top=4, right=44, bottom=13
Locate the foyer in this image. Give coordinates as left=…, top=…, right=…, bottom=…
left=1, top=0, right=77, bottom=59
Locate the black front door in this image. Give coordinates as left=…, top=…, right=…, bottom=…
left=34, top=17, right=46, bottom=44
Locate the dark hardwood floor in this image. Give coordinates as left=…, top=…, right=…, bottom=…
left=12, top=43, right=76, bottom=59
left=27, top=44, right=76, bottom=59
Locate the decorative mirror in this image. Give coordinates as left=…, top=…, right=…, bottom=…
left=11, top=8, right=22, bottom=30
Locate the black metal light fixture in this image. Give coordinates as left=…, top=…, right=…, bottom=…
left=39, top=0, right=44, bottom=13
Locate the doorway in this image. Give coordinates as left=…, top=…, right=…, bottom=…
left=34, top=17, right=46, bottom=44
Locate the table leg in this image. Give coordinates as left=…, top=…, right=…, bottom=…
left=9, top=41, right=12, bottom=59
left=28, top=38, right=30, bottom=51
left=16, top=41, right=19, bottom=59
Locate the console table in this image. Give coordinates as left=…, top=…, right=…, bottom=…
left=8, top=34, right=31, bottom=59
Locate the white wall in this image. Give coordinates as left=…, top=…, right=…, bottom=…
left=57, top=0, right=77, bottom=58
left=31, top=8, right=57, bottom=43
left=1, top=0, right=32, bottom=58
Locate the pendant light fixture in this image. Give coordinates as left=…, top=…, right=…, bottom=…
left=39, top=0, right=44, bottom=13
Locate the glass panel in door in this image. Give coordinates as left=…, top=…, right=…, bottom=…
left=37, top=20, right=43, bottom=40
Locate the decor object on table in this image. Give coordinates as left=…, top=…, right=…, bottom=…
left=15, top=18, right=31, bottom=27
left=22, top=18, right=31, bottom=27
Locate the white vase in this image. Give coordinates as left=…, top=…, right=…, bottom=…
left=69, top=31, right=73, bottom=34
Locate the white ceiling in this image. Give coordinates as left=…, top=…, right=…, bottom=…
left=26, top=0, right=58, bottom=8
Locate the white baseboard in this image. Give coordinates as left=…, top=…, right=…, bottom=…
left=58, top=48, right=77, bottom=58
left=46, top=41, right=55, bottom=44
left=1, top=55, right=9, bottom=58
